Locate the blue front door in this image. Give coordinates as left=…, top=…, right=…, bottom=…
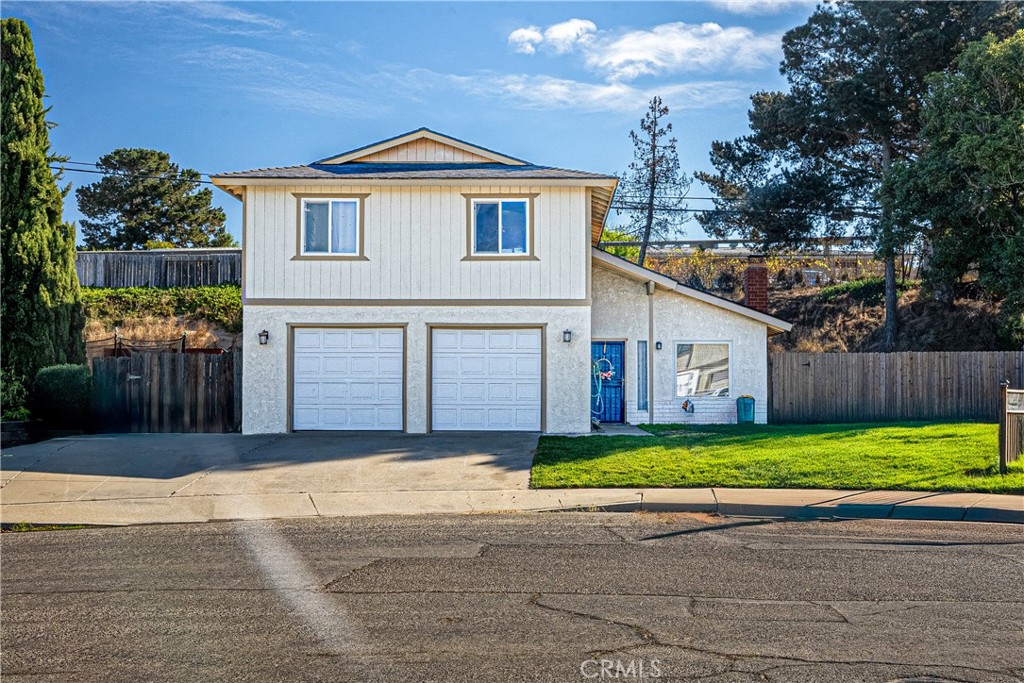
left=591, top=341, right=625, bottom=423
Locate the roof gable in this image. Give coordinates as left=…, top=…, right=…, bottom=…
left=315, top=128, right=530, bottom=166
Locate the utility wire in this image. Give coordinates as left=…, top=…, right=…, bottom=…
left=49, top=163, right=882, bottom=214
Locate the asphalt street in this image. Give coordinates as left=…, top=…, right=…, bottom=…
left=2, top=513, right=1022, bottom=682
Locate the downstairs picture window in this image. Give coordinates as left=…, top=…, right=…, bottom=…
left=676, top=343, right=730, bottom=397
left=302, top=198, right=359, bottom=255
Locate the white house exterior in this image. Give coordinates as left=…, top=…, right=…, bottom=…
left=212, top=129, right=790, bottom=435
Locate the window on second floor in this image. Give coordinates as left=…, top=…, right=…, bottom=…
left=301, top=198, right=359, bottom=256
left=472, top=198, right=530, bottom=256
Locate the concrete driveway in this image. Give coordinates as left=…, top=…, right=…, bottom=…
left=0, top=432, right=556, bottom=524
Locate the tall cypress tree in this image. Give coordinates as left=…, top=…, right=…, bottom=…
left=1, top=18, right=84, bottom=383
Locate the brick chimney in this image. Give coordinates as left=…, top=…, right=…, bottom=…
left=743, top=265, right=769, bottom=313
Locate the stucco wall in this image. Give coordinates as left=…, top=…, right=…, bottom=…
left=242, top=304, right=592, bottom=435
left=590, top=264, right=770, bottom=424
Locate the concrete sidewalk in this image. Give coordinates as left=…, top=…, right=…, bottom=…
left=2, top=433, right=1020, bottom=526
left=2, top=486, right=1020, bottom=526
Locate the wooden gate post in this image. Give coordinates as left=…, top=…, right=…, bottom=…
left=999, top=380, right=1009, bottom=474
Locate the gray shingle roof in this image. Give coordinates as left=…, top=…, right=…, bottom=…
left=213, top=162, right=616, bottom=181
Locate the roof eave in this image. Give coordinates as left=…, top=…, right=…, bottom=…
left=313, top=128, right=532, bottom=166
left=591, top=247, right=793, bottom=333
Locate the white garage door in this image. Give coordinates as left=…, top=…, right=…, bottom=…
left=432, top=328, right=542, bottom=431
left=293, top=328, right=403, bottom=430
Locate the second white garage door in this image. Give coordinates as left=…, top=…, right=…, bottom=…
left=431, top=328, right=542, bottom=431
left=293, top=327, right=404, bottom=430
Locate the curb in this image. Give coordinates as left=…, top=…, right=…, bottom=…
left=553, top=490, right=1023, bottom=524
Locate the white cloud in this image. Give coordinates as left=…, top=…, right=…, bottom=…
left=508, top=18, right=597, bottom=56
left=707, top=0, right=815, bottom=16
left=587, top=22, right=780, bottom=80
left=542, top=18, right=597, bottom=54
left=441, top=71, right=751, bottom=113
left=184, top=46, right=373, bottom=116
left=508, top=26, right=543, bottom=54
left=508, top=19, right=780, bottom=81
left=184, top=2, right=286, bottom=29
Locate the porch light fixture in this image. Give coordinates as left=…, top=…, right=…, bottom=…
left=562, top=329, right=572, bottom=343
left=655, top=341, right=663, bottom=350
left=258, top=330, right=270, bottom=346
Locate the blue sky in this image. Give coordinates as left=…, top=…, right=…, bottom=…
left=4, top=1, right=817, bottom=243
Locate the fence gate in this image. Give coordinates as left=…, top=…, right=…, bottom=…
left=92, top=352, right=240, bottom=433
left=999, top=382, right=1024, bottom=474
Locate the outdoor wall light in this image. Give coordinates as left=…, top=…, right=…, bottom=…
left=258, top=330, right=270, bottom=346
left=655, top=341, right=663, bottom=350
left=562, top=329, right=572, bottom=343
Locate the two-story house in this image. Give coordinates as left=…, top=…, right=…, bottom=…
left=211, top=128, right=790, bottom=435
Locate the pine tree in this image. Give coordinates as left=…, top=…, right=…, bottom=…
left=617, top=97, right=691, bottom=267
left=1, top=18, right=85, bottom=383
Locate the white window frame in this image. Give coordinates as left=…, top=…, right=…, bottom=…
left=674, top=340, right=732, bottom=398
left=470, top=198, right=531, bottom=257
left=300, top=198, right=360, bottom=256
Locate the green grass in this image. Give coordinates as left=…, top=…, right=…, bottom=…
left=81, top=284, right=242, bottom=333
left=532, top=422, right=1024, bottom=493
left=1, top=522, right=88, bottom=533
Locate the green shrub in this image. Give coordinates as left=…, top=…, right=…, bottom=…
left=32, top=364, right=91, bottom=430
left=80, top=284, right=242, bottom=333
left=819, top=277, right=915, bottom=305
left=1, top=368, right=30, bottom=421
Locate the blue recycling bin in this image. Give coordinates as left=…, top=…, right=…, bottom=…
left=736, top=396, right=755, bottom=424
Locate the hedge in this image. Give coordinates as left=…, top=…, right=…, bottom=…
left=80, top=284, right=242, bottom=333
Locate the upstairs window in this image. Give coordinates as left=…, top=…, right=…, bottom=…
left=472, top=199, right=529, bottom=256
left=301, top=198, right=359, bottom=255
left=676, top=342, right=730, bottom=397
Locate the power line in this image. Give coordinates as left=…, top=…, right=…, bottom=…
left=49, top=165, right=217, bottom=185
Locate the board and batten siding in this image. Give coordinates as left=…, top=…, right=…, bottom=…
left=353, top=138, right=494, bottom=163
left=245, top=185, right=588, bottom=301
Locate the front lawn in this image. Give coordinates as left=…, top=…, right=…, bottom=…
left=531, top=422, right=1024, bottom=493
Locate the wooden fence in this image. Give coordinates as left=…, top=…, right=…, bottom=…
left=768, top=351, right=1024, bottom=423
left=77, top=249, right=241, bottom=288
left=92, top=352, right=241, bottom=433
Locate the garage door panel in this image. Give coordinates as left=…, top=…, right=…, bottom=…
left=323, top=330, right=349, bottom=348
left=321, top=356, right=349, bottom=375
left=293, top=328, right=403, bottom=431
left=516, top=409, right=540, bottom=428
left=432, top=407, right=458, bottom=429
left=294, top=330, right=322, bottom=348
left=488, top=332, right=514, bottom=349
left=516, top=356, right=541, bottom=376
left=377, top=356, right=403, bottom=376
left=516, top=331, right=542, bottom=350
left=459, top=356, right=486, bottom=376
left=487, top=356, right=515, bottom=375
left=461, top=382, right=486, bottom=401
left=433, top=356, right=459, bottom=377
left=516, top=383, right=541, bottom=401
left=378, top=330, right=403, bottom=348
left=487, top=383, right=513, bottom=401
left=294, top=357, right=321, bottom=375
left=487, top=408, right=515, bottom=428
left=460, top=331, right=486, bottom=349
left=321, top=382, right=350, bottom=402
left=294, top=382, right=320, bottom=403
left=432, top=328, right=541, bottom=432
left=349, top=356, right=378, bottom=375
left=433, top=382, right=458, bottom=401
